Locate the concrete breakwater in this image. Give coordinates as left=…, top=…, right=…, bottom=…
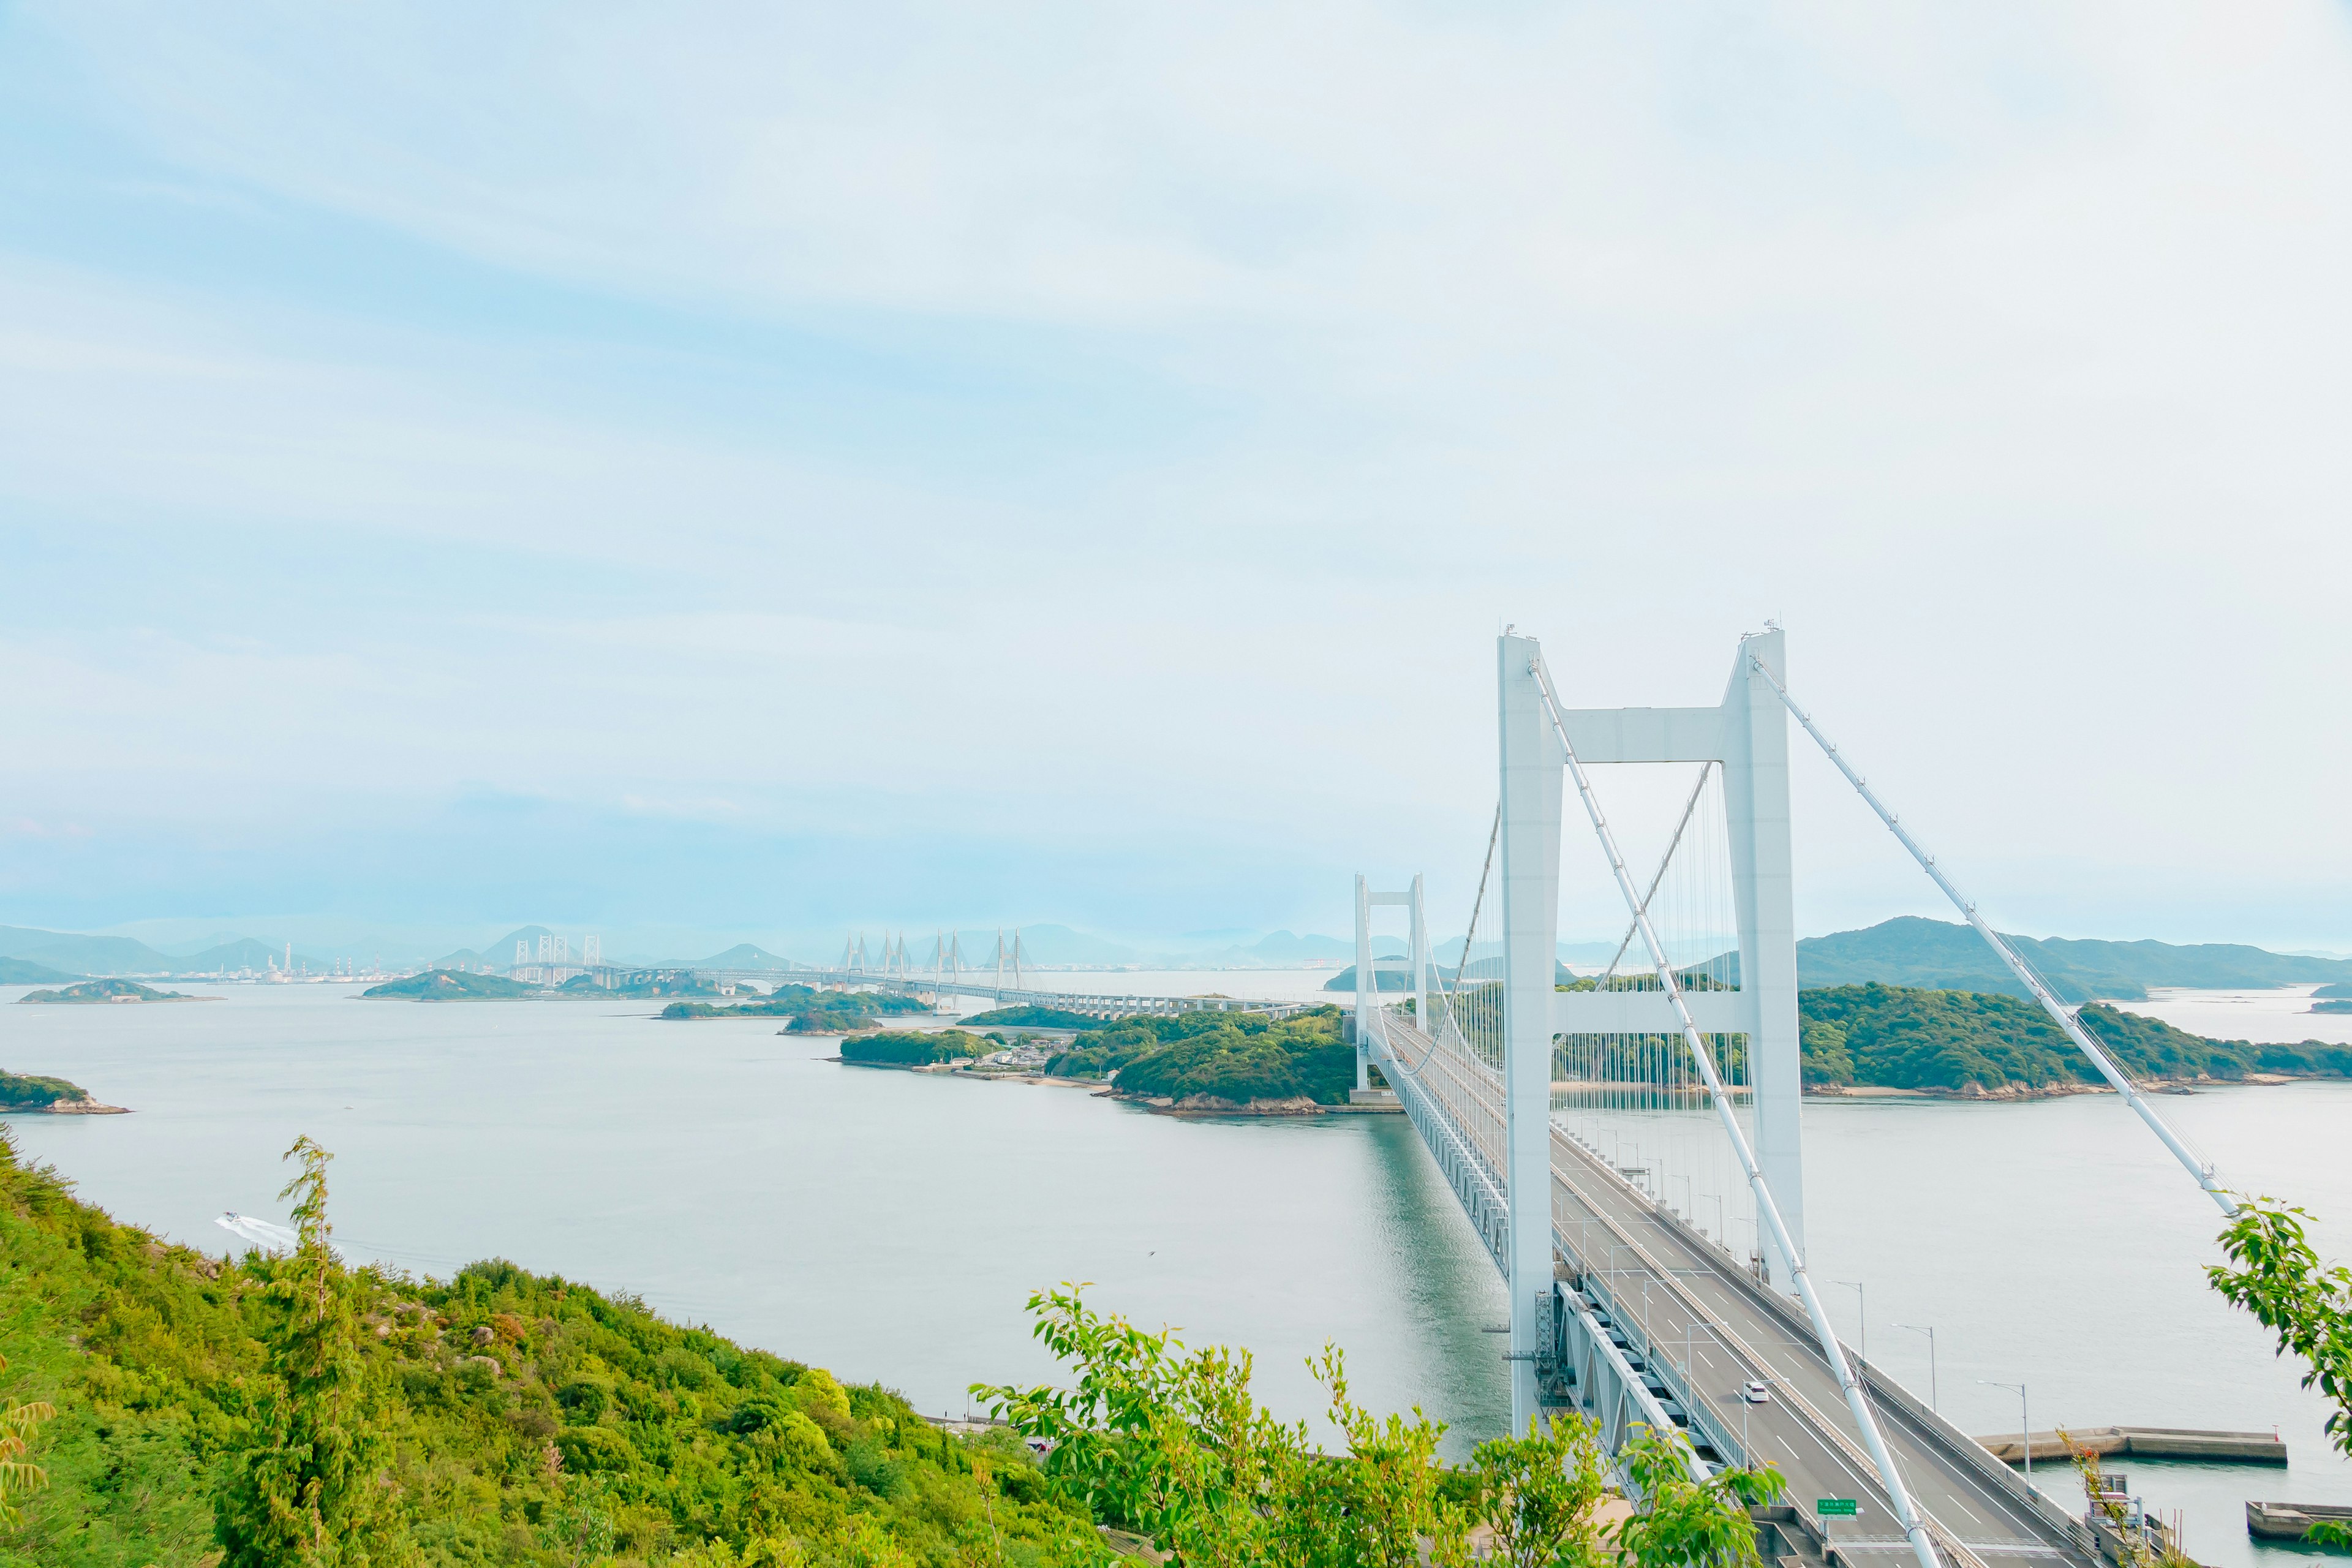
left=1975, top=1427, right=2286, bottom=1465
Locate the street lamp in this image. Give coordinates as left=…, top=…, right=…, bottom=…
left=1891, top=1322, right=1938, bottom=1412
left=1834, top=1280, right=1866, bottom=1366
left=1980, top=1381, right=2030, bottom=1477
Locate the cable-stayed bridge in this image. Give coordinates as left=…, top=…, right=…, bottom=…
left=1355, top=630, right=2239, bottom=1568
left=497, top=925, right=1316, bottom=1019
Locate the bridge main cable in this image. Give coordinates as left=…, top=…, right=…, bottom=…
left=1743, top=653, right=2236, bottom=1219
left=1527, top=650, right=1945, bottom=1568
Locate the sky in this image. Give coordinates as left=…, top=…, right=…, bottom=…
left=2, top=2, right=2350, bottom=961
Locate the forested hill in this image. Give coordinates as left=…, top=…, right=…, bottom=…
left=1798, top=984, right=2352, bottom=1094
left=0, top=1129, right=1093, bottom=1566
left=1796, top=918, right=2352, bottom=1002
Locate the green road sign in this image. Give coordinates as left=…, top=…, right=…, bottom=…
left=1815, top=1499, right=1860, bottom=1518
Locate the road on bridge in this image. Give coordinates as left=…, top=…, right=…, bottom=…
left=1549, top=1125, right=2079, bottom=1568
left=1374, top=1011, right=2090, bottom=1568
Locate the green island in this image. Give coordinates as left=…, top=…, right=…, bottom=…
left=839, top=1029, right=992, bottom=1066
left=17, top=978, right=191, bottom=1006
left=363, top=970, right=545, bottom=1001
left=364, top=971, right=764, bottom=1003
left=661, top=987, right=932, bottom=1031
left=1046, top=1005, right=1355, bottom=1110
left=0, top=1069, right=118, bottom=1114
left=1411, top=977, right=2352, bottom=1099
left=1795, top=984, right=2352, bottom=1096
left=571, top=974, right=739, bottom=1000
left=2313, top=999, right=2352, bottom=1015
left=956, top=1005, right=1101, bottom=1030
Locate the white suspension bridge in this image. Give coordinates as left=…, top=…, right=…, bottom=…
left=1349, top=628, right=2243, bottom=1568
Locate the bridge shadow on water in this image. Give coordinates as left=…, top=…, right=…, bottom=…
left=1357, top=1114, right=1515, bottom=1455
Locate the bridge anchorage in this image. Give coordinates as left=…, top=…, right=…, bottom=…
left=1359, top=629, right=2243, bottom=1568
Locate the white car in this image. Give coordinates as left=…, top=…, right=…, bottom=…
left=1742, top=1381, right=1772, bottom=1404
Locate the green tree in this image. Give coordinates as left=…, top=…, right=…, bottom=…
left=1613, top=1427, right=1785, bottom=1568
left=2208, top=1196, right=2352, bottom=1549
left=1463, top=1414, right=1610, bottom=1568
left=976, top=1285, right=1782, bottom=1568
left=0, top=1350, right=56, bottom=1528
left=973, top=1285, right=1464, bottom=1567
left=214, top=1136, right=408, bottom=1567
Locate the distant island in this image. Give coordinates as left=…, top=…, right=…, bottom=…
left=361, top=968, right=752, bottom=1002
left=1044, top=1005, right=1355, bottom=1113
left=18, top=978, right=194, bottom=1005
left=959, top=1003, right=1104, bottom=1030
left=839, top=1028, right=993, bottom=1066
left=661, top=985, right=931, bottom=1031
left=361, top=970, right=542, bottom=1001
left=1794, top=983, right=2351, bottom=1096
left=0, top=1068, right=126, bottom=1114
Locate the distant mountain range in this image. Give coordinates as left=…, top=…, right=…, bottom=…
left=0, top=924, right=342, bottom=977
left=1793, top=918, right=2352, bottom=1002
left=1323, top=918, right=2352, bottom=1002
left=8, top=912, right=2349, bottom=1000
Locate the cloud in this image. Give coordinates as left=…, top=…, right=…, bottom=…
left=1, top=3, right=2349, bottom=944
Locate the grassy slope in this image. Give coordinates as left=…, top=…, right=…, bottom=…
left=0, top=1133, right=1092, bottom=1567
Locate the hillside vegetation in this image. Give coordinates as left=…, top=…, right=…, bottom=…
left=0, top=1070, right=97, bottom=1110
left=1796, top=984, right=2352, bottom=1094
left=1049, top=1006, right=1355, bottom=1106
left=363, top=970, right=541, bottom=1001
left=839, top=1030, right=990, bottom=1066
left=18, top=979, right=187, bottom=1005
left=957, top=1005, right=1100, bottom=1030
left=662, top=987, right=931, bottom=1030
left=0, top=1129, right=1092, bottom=1567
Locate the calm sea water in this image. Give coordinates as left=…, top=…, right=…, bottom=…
left=5, top=977, right=2350, bottom=1568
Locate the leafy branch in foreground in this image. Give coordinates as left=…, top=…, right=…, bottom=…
left=2209, top=1196, right=2352, bottom=1550
left=973, top=1283, right=1784, bottom=1568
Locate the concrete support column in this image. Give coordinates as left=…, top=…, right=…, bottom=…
left=1721, top=628, right=1805, bottom=1289
left=1498, top=634, right=1564, bottom=1431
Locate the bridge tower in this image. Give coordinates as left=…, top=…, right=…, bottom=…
left=1352, top=876, right=1427, bottom=1091
left=1498, top=630, right=1807, bottom=1431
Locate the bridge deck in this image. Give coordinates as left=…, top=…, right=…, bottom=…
left=1371, top=1012, right=2095, bottom=1568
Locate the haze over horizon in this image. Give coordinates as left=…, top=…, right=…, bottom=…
left=5, top=4, right=2350, bottom=952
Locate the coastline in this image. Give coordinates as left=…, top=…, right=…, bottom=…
left=1804, top=1068, right=2337, bottom=1102
left=831, top=1055, right=1392, bottom=1115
